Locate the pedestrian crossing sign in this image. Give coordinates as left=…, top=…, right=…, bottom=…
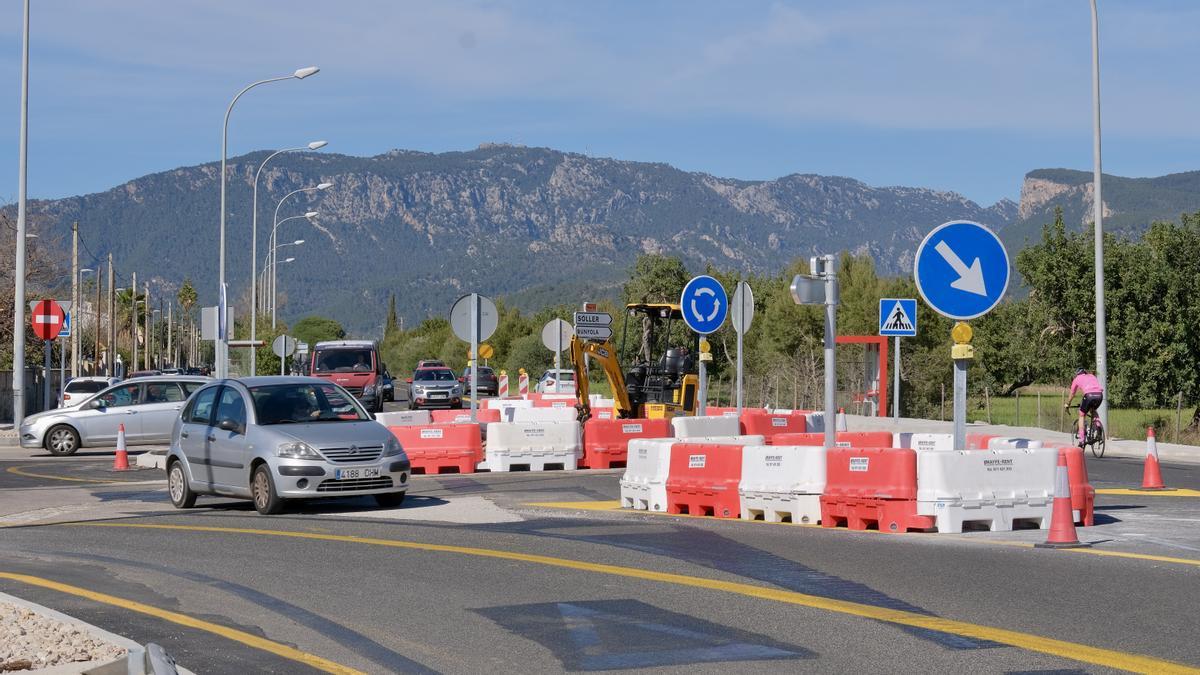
left=879, top=298, right=917, bottom=337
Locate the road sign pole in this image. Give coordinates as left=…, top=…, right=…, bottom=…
left=555, top=327, right=561, bottom=394
left=698, top=348, right=707, bottom=416
left=43, top=340, right=51, bottom=412
left=470, top=293, right=479, bottom=423
left=824, top=262, right=838, bottom=452
left=735, top=325, right=743, bottom=417
left=59, top=339, right=65, bottom=405
left=893, top=336, right=900, bottom=423
left=953, top=357, right=967, bottom=450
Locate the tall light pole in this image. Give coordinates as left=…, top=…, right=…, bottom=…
left=250, top=140, right=327, bottom=375
left=12, top=0, right=30, bottom=423
left=217, top=66, right=319, bottom=379
left=78, top=268, right=95, bottom=372
left=260, top=241, right=304, bottom=310
left=1090, top=0, right=1108, bottom=432
left=270, top=194, right=325, bottom=328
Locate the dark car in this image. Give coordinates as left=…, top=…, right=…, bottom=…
left=459, top=366, right=499, bottom=398
left=382, top=370, right=395, bottom=402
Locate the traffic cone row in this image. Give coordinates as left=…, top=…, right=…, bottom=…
left=1134, top=427, right=1173, bottom=491
left=112, top=423, right=130, bottom=471
left=1036, top=452, right=1089, bottom=549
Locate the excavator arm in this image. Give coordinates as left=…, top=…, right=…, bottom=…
left=570, top=336, right=634, bottom=423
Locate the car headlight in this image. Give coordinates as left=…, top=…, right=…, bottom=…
left=412, top=385, right=424, bottom=395
left=363, top=384, right=376, bottom=396
left=383, top=437, right=404, bottom=457
left=452, top=385, right=463, bottom=395
left=276, top=441, right=322, bottom=460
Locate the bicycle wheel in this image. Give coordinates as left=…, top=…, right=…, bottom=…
left=1091, top=420, right=1105, bottom=458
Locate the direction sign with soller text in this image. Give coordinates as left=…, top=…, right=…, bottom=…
left=914, top=220, right=1009, bottom=320
left=574, top=312, right=612, bottom=342
left=680, top=275, right=728, bottom=335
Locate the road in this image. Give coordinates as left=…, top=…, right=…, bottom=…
left=1, top=398, right=1198, bottom=673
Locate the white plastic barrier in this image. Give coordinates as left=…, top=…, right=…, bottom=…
left=485, top=398, right=534, bottom=413
left=916, top=448, right=1056, bottom=533
left=375, top=410, right=432, bottom=427
left=510, top=407, right=578, bottom=423
left=738, top=445, right=826, bottom=524
left=987, top=437, right=1043, bottom=449
left=672, top=415, right=739, bottom=439
left=894, top=432, right=955, bottom=453
left=485, top=421, right=582, bottom=472
left=805, top=412, right=825, bottom=433
left=619, top=435, right=766, bottom=511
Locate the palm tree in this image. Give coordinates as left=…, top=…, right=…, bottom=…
left=114, top=287, right=146, bottom=354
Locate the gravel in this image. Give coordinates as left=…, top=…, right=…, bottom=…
left=0, top=602, right=126, bottom=671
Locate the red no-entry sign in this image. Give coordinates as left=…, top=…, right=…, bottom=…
left=31, top=299, right=66, bottom=341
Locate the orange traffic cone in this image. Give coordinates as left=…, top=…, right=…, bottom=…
left=836, top=407, right=848, bottom=432
left=1133, top=427, right=1173, bottom=491
left=1035, top=452, right=1089, bottom=549
left=112, top=423, right=130, bottom=471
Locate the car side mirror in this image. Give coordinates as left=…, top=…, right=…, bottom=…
left=90, top=400, right=106, bottom=410
left=406, top=378, right=413, bottom=384
left=458, top=377, right=465, bottom=383
left=217, top=418, right=243, bottom=435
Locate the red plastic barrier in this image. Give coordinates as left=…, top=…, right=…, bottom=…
left=820, top=447, right=932, bottom=532
left=772, top=431, right=893, bottom=448
left=389, top=424, right=482, bottom=474
left=1052, top=443, right=1096, bottom=526
left=532, top=398, right=576, bottom=409
left=703, top=406, right=743, bottom=418
left=739, top=411, right=807, bottom=443
left=665, top=443, right=743, bottom=518
left=430, top=408, right=501, bottom=424
left=965, top=433, right=998, bottom=450
left=581, top=418, right=671, bottom=469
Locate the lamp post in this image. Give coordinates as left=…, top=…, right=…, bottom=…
left=270, top=204, right=323, bottom=329
left=263, top=238, right=306, bottom=320
left=249, top=140, right=327, bottom=375
left=1089, top=0, right=1108, bottom=432
left=217, top=66, right=319, bottom=380
left=12, top=0, right=30, bottom=423
left=78, top=268, right=94, bottom=372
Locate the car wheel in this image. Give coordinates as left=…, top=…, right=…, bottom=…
left=374, top=491, right=405, bottom=508
left=167, top=460, right=197, bottom=509
left=251, top=464, right=285, bottom=515
left=45, top=425, right=80, bottom=456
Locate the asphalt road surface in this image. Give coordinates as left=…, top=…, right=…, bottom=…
left=1, top=434, right=1199, bottom=675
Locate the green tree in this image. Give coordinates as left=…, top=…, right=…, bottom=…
left=622, top=254, right=690, bottom=305
left=292, top=315, right=346, bottom=347
left=176, top=279, right=198, bottom=320
left=384, top=294, right=400, bottom=339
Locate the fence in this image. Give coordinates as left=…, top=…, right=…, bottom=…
left=974, top=387, right=1197, bottom=446
left=0, top=369, right=66, bottom=424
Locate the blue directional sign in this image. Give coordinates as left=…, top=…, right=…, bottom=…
left=914, top=221, right=1010, bottom=320
left=879, top=299, right=917, bottom=337
left=680, top=275, right=728, bottom=335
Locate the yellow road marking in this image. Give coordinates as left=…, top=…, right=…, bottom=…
left=1098, top=488, right=1200, bottom=498
left=5, top=465, right=138, bottom=484
left=0, top=571, right=362, bottom=675
left=72, top=522, right=1197, bottom=675
left=992, top=540, right=1200, bottom=568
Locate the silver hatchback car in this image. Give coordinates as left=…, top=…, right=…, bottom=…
left=165, top=377, right=410, bottom=515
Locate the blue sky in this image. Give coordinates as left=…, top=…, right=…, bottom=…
left=1, top=1, right=1197, bottom=206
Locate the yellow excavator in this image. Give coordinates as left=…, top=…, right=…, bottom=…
left=570, top=303, right=700, bottom=422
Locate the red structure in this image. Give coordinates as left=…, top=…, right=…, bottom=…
left=835, top=335, right=889, bottom=417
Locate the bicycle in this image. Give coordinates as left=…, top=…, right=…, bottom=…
left=1066, top=404, right=1106, bottom=457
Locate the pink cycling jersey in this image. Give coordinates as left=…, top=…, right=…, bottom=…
left=1069, top=373, right=1103, bottom=398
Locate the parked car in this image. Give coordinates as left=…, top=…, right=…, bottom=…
left=416, top=359, right=445, bottom=369
left=536, top=369, right=577, bottom=394
left=381, top=370, right=395, bottom=402
left=459, top=366, right=499, bottom=397
left=60, top=376, right=120, bottom=408
left=407, top=368, right=463, bottom=410
left=164, top=377, right=409, bottom=515
left=20, top=376, right=210, bottom=455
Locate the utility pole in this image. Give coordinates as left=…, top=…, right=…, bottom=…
left=12, top=0, right=31, bottom=424
left=106, top=256, right=114, bottom=377
left=95, top=261, right=102, bottom=375
left=167, top=301, right=173, bottom=369
left=144, top=283, right=151, bottom=370
left=131, top=272, right=138, bottom=372
left=70, top=222, right=79, bottom=377
left=1089, top=0, right=1109, bottom=433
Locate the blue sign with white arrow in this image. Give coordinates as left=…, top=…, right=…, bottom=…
left=680, top=275, right=728, bottom=334
left=879, top=298, right=917, bottom=337
left=913, top=220, right=1010, bottom=320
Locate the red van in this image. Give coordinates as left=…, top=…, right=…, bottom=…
left=308, top=340, right=386, bottom=413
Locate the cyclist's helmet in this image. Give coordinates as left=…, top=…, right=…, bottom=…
left=1076, top=368, right=1087, bottom=375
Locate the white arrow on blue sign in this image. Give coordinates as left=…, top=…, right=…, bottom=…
left=680, top=275, right=728, bottom=335
left=913, top=220, right=1010, bottom=320
left=878, top=299, right=917, bottom=337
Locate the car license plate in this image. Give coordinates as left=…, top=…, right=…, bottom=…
left=430, top=392, right=447, bottom=399
left=335, top=467, right=380, bottom=480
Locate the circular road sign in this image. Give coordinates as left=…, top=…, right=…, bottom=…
left=541, top=318, right=574, bottom=352
left=449, top=294, right=499, bottom=342
left=31, top=299, right=66, bottom=341
left=730, top=281, right=755, bottom=334
left=272, top=334, right=297, bottom=358
left=914, top=220, right=1010, bottom=321
left=680, top=275, right=728, bottom=335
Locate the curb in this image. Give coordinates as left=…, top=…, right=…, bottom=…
left=136, top=451, right=168, bottom=471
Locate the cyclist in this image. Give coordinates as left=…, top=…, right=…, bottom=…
left=1064, top=368, right=1104, bottom=447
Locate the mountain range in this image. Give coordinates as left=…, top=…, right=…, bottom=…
left=8, top=145, right=1200, bottom=334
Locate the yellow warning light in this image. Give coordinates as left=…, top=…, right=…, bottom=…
left=951, top=322, right=973, bottom=344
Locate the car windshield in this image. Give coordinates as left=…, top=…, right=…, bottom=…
left=313, top=349, right=374, bottom=373
left=549, top=371, right=575, bottom=381
left=415, top=369, right=456, bottom=382
left=250, top=383, right=369, bottom=424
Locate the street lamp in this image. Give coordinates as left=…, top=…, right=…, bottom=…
left=1089, top=0, right=1108, bottom=432
left=11, top=0, right=30, bottom=423
left=217, top=66, right=320, bottom=380
left=249, top=140, right=327, bottom=375
left=270, top=205, right=323, bottom=329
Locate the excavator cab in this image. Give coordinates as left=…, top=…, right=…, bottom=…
left=571, top=303, right=699, bottom=422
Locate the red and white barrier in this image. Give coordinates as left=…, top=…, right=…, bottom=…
left=821, top=447, right=933, bottom=533
left=739, top=445, right=825, bottom=524
left=518, top=371, right=530, bottom=397
left=375, top=410, right=431, bottom=427
left=672, top=415, right=740, bottom=439
left=486, top=421, right=581, bottom=472
left=915, top=448, right=1055, bottom=533
left=388, top=424, right=483, bottom=474
left=739, top=410, right=807, bottom=444
left=582, top=418, right=671, bottom=469
left=620, top=436, right=765, bottom=511
left=666, top=443, right=744, bottom=518
left=498, top=371, right=509, bottom=398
